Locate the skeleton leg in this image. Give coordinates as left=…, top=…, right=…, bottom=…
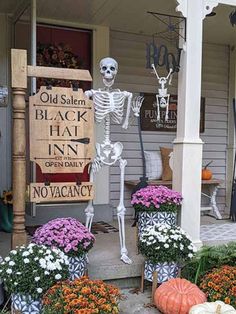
left=156, top=95, right=160, bottom=122
left=117, top=158, right=132, bottom=264
left=165, top=94, right=170, bottom=121
left=85, top=166, right=95, bottom=231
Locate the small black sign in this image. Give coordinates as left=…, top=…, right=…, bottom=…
left=140, top=93, right=205, bottom=133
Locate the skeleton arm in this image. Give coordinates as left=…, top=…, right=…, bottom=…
left=85, top=90, right=93, bottom=99
left=122, top=91, right=132, bottom=129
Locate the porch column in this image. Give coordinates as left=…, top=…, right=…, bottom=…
left=173, top=0, right=218, bottom=246
left=11, top=49, right=27, bottom=248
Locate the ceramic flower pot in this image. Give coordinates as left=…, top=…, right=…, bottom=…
left=11, top=293, right=42, bottom=314
left=68, top=254, right=87, bottom=280
left=138, top=211, right=177, bottom=235
left=144, top=260, right=179, bottom=283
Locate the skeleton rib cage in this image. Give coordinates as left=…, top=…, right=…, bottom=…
left=91, top=89, right=128, bottom=124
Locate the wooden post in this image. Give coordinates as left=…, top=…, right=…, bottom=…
left=140, top=263, right=144, bottom=293
left=151, top=271, right=158, bottom=303
left=11, top=49, right=27, bottom=248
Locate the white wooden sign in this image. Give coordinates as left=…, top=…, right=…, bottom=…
left=29, top=86, right=94, bottom=173
left=30, top=182, right=94, bottom=203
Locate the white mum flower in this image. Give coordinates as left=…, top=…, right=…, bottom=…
left=4, top=257, right=10, bottom=262
left=55, top=274, right=62, bottom=280
left=44, top=271, right=49, bottom=275
left=192, top=245, right=197, bottom=252
left=39, top=258, right=46, bottom=269
left=6, top=269, right=12, bottom=274
left=164, top=243, right=169, bottom=248
left=24, top=258, right=30, bottom=264
left=11, top=250, right=17, bottom=255
left=34, top=277, right=40, bottom=282
left=37, top=288, right=43, bottom=293
left=188, top=253, right=193, bottom=258
left=22, top=251, right=30, bottom=257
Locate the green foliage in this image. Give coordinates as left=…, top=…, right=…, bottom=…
left=134, top=203, right=180, bottom=213
left=181, top=242, right=236, bottom=284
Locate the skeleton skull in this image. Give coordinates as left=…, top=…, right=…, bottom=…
left=100, top=57, right=118, bottom=88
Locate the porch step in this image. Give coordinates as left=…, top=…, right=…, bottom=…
left=88, top=253, right=144, bottom=281
left=88, top=220, right=144, bottom=287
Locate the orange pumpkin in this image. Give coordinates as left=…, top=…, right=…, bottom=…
left=154, top=278, right=207, bottom=314
left=201, top=161, right=213, bottom=180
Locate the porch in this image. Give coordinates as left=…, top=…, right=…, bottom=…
left=1, top=0, right=236, bottom=286
left=0, top=215, right=234, bottom=284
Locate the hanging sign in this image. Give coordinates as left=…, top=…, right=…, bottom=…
left=29, top=86, right=94, bottom=173
left=146, top=42, right=182, bottom=73
left=140, top=94, right=205, bottom=132
left=30, top=182, right=93, bottom=203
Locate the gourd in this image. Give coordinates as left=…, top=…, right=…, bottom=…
left=189, top=301, right=236, bottom=313
left=202, top=161, right=213, bottom=180
left=154, top=278, right=206, bottom=314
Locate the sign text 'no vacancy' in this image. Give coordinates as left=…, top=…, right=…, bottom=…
left=30, top=86, right=94, bottom=173
left=30, top=182, right=93, bottom=203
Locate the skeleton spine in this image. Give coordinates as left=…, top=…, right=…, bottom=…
left=104, top=115, right=111, bottom=144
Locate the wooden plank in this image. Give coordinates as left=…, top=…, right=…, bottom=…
left=29, top=86, right=94, bottom=173
left=30, top=182, right=93, bottom=203
left=125, top=178, right=223, bottom=187
left=27, top=65, right=92, bottom=81
left=11, top=49, right=27, bottom=88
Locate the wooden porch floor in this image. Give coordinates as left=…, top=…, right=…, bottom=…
left=0, top=217, right=236, bottom=285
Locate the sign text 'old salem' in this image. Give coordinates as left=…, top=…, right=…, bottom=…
left=29, top=86, right=94, bottom=173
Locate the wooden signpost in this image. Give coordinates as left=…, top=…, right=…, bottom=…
left=11, top=49, right=94, bottom=248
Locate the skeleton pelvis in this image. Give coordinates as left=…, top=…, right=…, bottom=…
left=96, top=141, right=123, bottom=165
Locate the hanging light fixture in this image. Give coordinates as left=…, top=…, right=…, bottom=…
left=229, top=9, right=236, bottom=27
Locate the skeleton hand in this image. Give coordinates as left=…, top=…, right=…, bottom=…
left=85, top=90, right=93, bottom=99
left=131, top=96, right=144, bottom=117
left=122, top=120, right=129, bottom=129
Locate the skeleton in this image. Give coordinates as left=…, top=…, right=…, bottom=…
left=151, top=64, right=173, bottom=122
left=85, top=57, right=141, bottom=264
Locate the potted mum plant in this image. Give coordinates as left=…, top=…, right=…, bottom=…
left=139, top=223, right=197, bottom=283
left=200, top=265, right=236, bottom=308
left=131, top=185, right=182, bottom=235
left=32, top=217, right=95, bottom=280
left=42, top=276, right=120, bottom=314
left=0, top=243, right=69, bottom=314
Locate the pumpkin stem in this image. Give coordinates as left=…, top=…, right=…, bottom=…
left=216, top=304, right=221, bottom=314
left=204, top=160, right=213, bottom=169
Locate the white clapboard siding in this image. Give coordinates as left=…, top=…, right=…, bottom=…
left=110, top=30, right=229, bottom=217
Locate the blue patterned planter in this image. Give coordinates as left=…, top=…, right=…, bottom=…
left=0, top=256, right=3, bottom=306
left=11, top=293, right=42, bottom=314
left=68, top=255, right=87, bottom=280
left=144, top=260, right=179, bottom=283
left=138, top=211, right=177, bottom=235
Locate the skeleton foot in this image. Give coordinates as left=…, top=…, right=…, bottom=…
left=120, top=251, right=133, bottom=264
left=85, top=202, right=94, bottom=231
